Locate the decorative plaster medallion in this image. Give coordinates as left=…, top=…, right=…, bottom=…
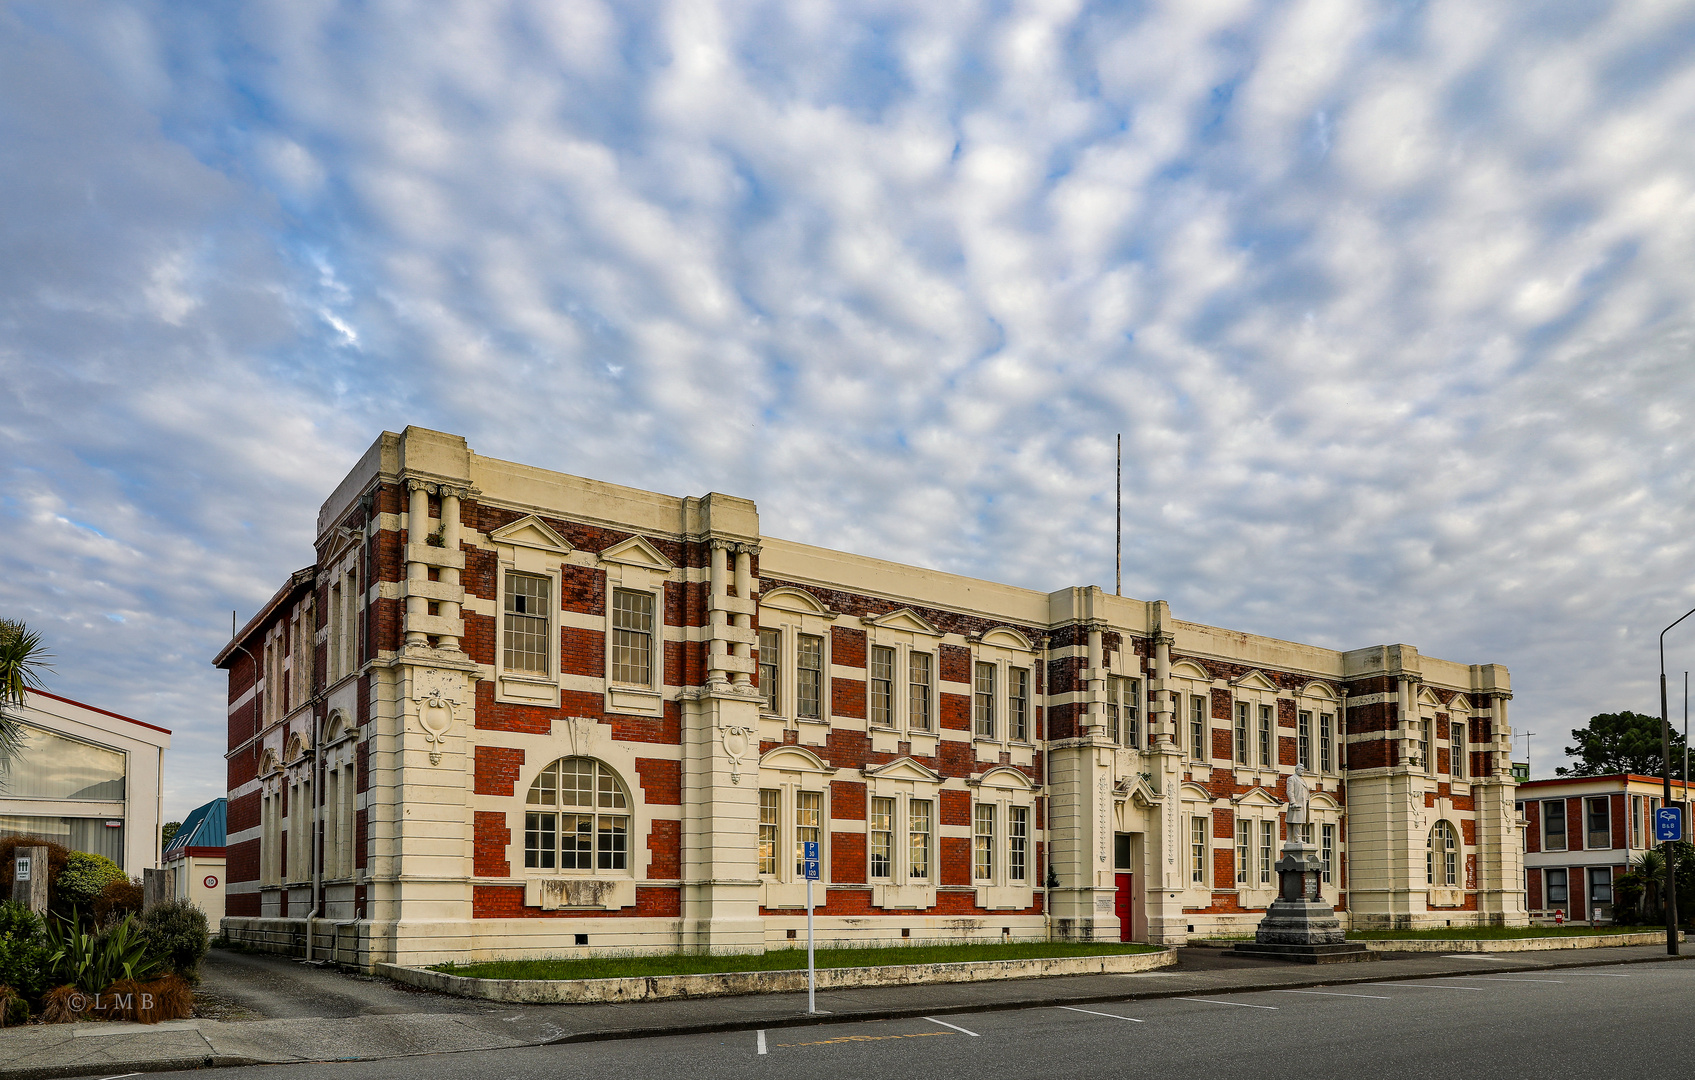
left=721, top=722, right=754, bottom=784
left=412, top=669, right=464, bottom=765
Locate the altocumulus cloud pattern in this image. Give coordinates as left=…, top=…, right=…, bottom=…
left=3, top=0, right=1695, bottom=816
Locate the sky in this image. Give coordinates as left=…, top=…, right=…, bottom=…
left=4, top=0, right=1695, bottom=823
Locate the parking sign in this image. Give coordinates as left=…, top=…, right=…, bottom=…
left=803, top=841, right=820, bottom=880
left=1657, top=806, right=1683, bottom=842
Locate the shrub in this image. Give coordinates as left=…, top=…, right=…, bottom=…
left=39, top=973, right=193, bottom=1025
left=140, top=899, right=209, bottom=981
left=0, top=986, right=26, bottom=1027
left=45, top=912, right=161, bottom=993
left=92, top=878, right=143, bottom=927
left=0, top=902, right=50, bottom=999
left=55, top=852, right=127, bottom=911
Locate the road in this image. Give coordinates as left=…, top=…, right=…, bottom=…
left=147, top=957, right=1695, bottom=1080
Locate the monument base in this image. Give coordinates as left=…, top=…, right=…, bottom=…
left=1233, top=838, right=1373, bottom=964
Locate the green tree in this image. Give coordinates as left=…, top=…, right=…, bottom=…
left=1556, top=711, right=1688, bottom=777
left=160, top=821, right=181, bottom=848
left=0, top=620, right=53, bottom=779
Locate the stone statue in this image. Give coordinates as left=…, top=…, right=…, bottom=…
left=1285, top=765, right=1311, bottom=826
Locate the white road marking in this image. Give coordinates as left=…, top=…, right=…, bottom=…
left=924, top=1017, right=980, bottom=1036
left=757, top=1030, right=767, bottom=1055
left=96, top=1075, right=142, bottom=1080
left=1115, top=971, right=1183, bottom=977
left=1562, top=972, right=1631, bottom=977
left=1057, top=1005, right=1144, bottom=1022
left=1441, top=977, right=1566, bottom=984
left=1441, top=954, right=1513, bottom=960
left=1363, top=983, right=1484, bottom=991
left=1273, top=989, right=1392, bottom=1000
left=1183, top=998, right=1277, bottom=1009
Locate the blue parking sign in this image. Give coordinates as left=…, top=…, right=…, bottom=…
left=803, top=840, right=820, bottom=880
left=1657, top=806, right=1683, bottom=842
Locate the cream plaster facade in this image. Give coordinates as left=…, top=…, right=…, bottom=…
left=218, top=427, right=1525, bottom=969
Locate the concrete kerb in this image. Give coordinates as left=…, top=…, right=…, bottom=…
left=379, top=948, right=1179, bottom=1004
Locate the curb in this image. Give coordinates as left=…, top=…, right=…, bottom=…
left=0, top=1055, right=261, bottom=1080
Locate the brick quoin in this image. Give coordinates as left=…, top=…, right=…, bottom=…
left=473, top=811, right=510, bottom=877
left=831, top=780, right=867, bottom=820
left=832, top=832, right=866, bottom=883
left=635, top=758, right=682, bottom=805
left=647, top=820, right=680, bottom=879
left=474, top=746, right=525, bottom=796
left=472, top=885, right=681, bottom=919
left=831, top=626, right=867, bottom=668
left=940, top=789, right=970, bottom=827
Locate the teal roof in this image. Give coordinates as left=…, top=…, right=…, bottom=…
left=164, top=797, right=226, bottom=853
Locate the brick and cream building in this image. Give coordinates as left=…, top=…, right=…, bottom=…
left=215, top=427, right=1527, bottom=968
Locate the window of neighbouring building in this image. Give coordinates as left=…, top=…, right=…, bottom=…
left=1, top=723, right=126, bottom=801
left=1546, top=867, right=1568, bottom=905
left=1586, top=796, right=1611, bottom=851
left=1589, top=866, right=1612, bottom=909
left=1543, top=800, right=1567, bottom=851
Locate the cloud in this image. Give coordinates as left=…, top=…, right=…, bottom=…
left=4, top=0, right=1695, bottom=816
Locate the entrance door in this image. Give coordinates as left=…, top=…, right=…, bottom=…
left=1115, top=873, right=1134, bottom=941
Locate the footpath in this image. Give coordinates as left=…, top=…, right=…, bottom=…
left=0, top=942, right=1688, bottom=1080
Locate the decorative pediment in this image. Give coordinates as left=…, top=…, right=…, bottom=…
left=597, top=534, right=675, bottom=572
left=759, top=745, right=835, bottom=774
left=861, top=608, right=941, bottom=637
left=260, top=748, right=280, bottom=776
left=1447, top=693, right=1471, bottom=713
left=285, top=733, right=308, bottom=763
left=976, top=626, right=1035, bottom=651
left=325, top=710, right=351, bottom=742
left=1179, top=780, right=1215, bottom=802
left=1116, top=772, right=1161, bottom=808
left=488, top=514, right=573, bottom=555
left=864, top=757, right=942, bottom=784
left=1231, top=669, right=1279, bottom=692
left=969, top=765, right=1035, bottom=791
left=1418, top=686, right=1443, bottom=707
left=1170, top=660, right=1213, bottom=682
left=1232, top=786, right=1283, bottom=809
left=1310, top=791, right=1341, bottom=811
left=1298, top=680, right=1337, bottom=700
left=758, top=586, right=836, bottom=618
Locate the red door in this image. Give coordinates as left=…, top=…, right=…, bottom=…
left=1115, top=873, right=1134, bottom=941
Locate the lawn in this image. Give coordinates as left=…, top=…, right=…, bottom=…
left=1346, top=925, right=1667, bottom=940
left=432, top=941, right=1162, bottom=981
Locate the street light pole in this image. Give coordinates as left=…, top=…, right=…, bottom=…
left=1658, top=606, right=1695, bottom=955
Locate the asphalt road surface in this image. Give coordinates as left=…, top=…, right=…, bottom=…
left=138, top=957, right=1695, bottom=1080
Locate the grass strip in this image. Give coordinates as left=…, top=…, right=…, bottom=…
left=1347, top=925, right=1667, bottom=940
left=432, top=941, right=1161, bottom=981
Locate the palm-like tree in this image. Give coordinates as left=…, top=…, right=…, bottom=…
left=0, top=619, right=52, bottom=774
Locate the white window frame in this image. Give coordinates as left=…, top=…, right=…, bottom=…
left=1235, top=702, right=1250, bottom=766
left=1258, top=704, right=1275, bottom=768
left=1190, top=815, right=1209, bottom=886
left=608, top=586, right=659, bottom=689
left=1297, top=710, right=1311, bottom=769
left=1190, top=695, right=1208, bottom=763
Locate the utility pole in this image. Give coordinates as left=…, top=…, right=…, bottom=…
left=1515, top=731, right=1535, bottom=779
left=1115, top=433, right=1122, bottom=597
left=1657, top=607, right=1695, bottom=955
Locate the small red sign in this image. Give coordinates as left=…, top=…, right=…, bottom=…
left=203, top=875, right=219, bottom=889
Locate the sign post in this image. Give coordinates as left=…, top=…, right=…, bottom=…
left=1658, top=806, right=1683, bottom=843
left=11, top=847, right=47, bottom=913
left=803, top=840, right=819, bottom=1014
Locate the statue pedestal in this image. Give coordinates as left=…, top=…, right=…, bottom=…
left=1232, top=840, right=1375, bottom=964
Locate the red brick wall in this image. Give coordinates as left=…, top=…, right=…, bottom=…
left=940, top=836, right=970, bottom=885
left=471, top=884, right=681, bottom=919
left=832, top=832, right=866, bottom=883
left=940, top=789, right=970, bottom=827
left=831, top=780, right=866, bottom=820
left=227, top=790, right=260, bottom=834
left=1567, top=800, right=1584, bottom=851
left=473, top=811, right=510, bottom=877
left=939, top=644, right=971, bottom=684
left=832, top=675, right=866, bottom=719
left=226, top=889, right=260, bottom=917
left=940, top=692, right=970, bottom=731
left=1612, top=793, right=1628, bottom=849
left=474, top=746, right=525, bottom=796
left=1526, top=801, right=1541, bottom=853
left=560, top=627, right=605, bottom=678
left=831, top=626, right=866, bottom=668
left=227, top=837, right=260, bottom=886
left=647, top=820, right=680, bottom=879
left=355, top=808, right=368, bottom=870
left=563, top=564, right=606, bottom=615
left=1528, top=867, right=1543, bottom=909
left=635, top=758, right=682, bottom=804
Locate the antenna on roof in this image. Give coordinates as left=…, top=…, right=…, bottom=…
left=232, top=610, right=237, bottom=639
left=1115, top=433, right=1122, bottom=597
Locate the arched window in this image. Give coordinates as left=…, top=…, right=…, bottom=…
left=1427, top=821, right=1458, bottom=887
left=523, top=758, right=631, bottom=873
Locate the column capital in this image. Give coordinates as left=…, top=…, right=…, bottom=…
left=405, top=477, right=439, bottom=495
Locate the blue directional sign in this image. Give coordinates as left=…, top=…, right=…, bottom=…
left=1657, top=806, right=1683, bottom=842
left=803, top=841, right=820, bottom=881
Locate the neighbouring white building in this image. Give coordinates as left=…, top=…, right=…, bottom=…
left=218, top=426, right=1526, bottom=969
left=0, top=690, right=171, bottom=873
left=164, top=797, right=227, bottom=920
